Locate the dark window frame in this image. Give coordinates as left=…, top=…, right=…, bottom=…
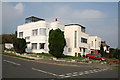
left=81, top=37, right=87, bottom=43
left=19, top=32, right=23, bottom=38
left=39, top=43, right=45, bottom=49
left=32, top=43, right=37, bottom=49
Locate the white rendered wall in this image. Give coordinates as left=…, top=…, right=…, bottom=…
left=17, top=21, right=49, bottom=53
left=17, top=20, right=64, bottom=53
left=50, top=21, right=64, bottom=31
left=64, top=25, right=89, bottom=57
left=5, top=43, right=13, bottom=49
left=64, top=26, right=79, bottom=56
left=88, top=36, right=101, bottom=50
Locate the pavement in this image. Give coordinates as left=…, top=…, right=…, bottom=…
left=2, top=55, right=119, bottom=79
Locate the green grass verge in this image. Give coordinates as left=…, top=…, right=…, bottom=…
left=28, top=53, right=53, bottom=58
left=36, top=53, right=53, bottom=57
left=112, top=65, right=120, bottom=67
left=1, top=52, right=35, bottom=60
left=28, top=53, right=85, bottom=60
left=62, top=55, right=85, bottom=60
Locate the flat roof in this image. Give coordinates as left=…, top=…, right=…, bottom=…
left=25, top=16, right=45, bottom=21
left=65, top=24, right=85, bottom=28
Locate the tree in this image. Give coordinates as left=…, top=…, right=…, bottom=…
left=48, top=29, right=66, bottom=58
left=110, top=48, right=120, bottom=59
left=100, top=44, right=104, bottom=57
left=113, top=48, right=120, bottom=59
left=1, top=34, right=16, bottom=44
left=15, top=31, right=17, bottom=38
left=13, top=38, right=27, bottom=54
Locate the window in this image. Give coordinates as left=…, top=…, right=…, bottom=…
left=81, top=27, right=85, bottom=32
left=25, top=36, right=30, bottom=40
left=79, top=47, right=82, bottom=52
left=19, top=32, right=23, bottom=38
left=91, top=41, right=93, bottom=46
left=39, top=43, right=45, bottom=49
left=32, top=43, right=37, bottom=49
left=83, top=48, right=85, bottom=52
left=81, top=37, right=87, bottom=43
left=32, top=29, right=38, bottom=36
left=39, top=28, right=46, bottom=35
left=74, top=31, right=77, bottom=48
left=68, top=48, right=71, bottom=52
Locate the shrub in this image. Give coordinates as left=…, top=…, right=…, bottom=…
left=48, top=29, right=66, bottom=58
left=13, top=38, right=27, bottom=54
left=78, top=53, right=81, bottom=57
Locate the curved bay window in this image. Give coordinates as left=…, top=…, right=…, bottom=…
left=39, top=28, right=46, bottom=36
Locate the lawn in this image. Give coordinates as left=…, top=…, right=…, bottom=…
left=27, top=53, right=53, bottom=58
left=1, top=52, right=35, bottom=60
left=37, top=53, right=53, bottom=57
left=112, top=65, right=120, bottom=67
left=61, top=55, right=85, bottom=60
left=27, top=53, right=85, bottom=60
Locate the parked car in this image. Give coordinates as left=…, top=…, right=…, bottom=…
left=86, top=54, right=105, bottom=61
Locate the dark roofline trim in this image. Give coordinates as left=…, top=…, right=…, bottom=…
left=65, top=24, right=85, bottom=28
left=25, top=16, right=45, bottom=21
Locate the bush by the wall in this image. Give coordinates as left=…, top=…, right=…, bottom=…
left=48, top=29, right=66, bottom=58
left=13, top=38, right=27, bottom=54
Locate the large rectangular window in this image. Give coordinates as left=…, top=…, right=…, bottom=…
left=32, top=29, right=38, bottom=36
left=81, top=37, right=87, bottom=43
left=32, top=43, right=37, bottom=49
left=25, top=36, right=30, bottom=40
left=19, top=32, right=23, bottom=38
left=79, top=47, right=82, bottom=52
left=39, top=28, right=46, bottom=35
left=74, top=31, right=77, bottom=48
left=91, top=41, right=93, bottom=46
left=39, top=43, right=45, bottom=49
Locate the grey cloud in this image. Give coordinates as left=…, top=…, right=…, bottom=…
left=2, top=2, right=24, bottom=34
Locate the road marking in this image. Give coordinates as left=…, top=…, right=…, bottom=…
left=32, top=68, right=59, bottom=76
left=84, top=71, right=89, bottom=73
left=64, top=76, right=71, bottom=78
left=3, top=60, right=21, bottom=66
left=89, top=71, right=94, bottom=73
left=79, top=72, right=84, bottom=75
left=59, top=68, right=110, bottom=78
left=73, top=72, right=78, bottom=74
left=31, top=67, right=110, bottom=78
left=84, top=72, right=89, bottom=74
left=93, top=69, right=98, bottom=72
left=59, top=75, right=65, bottom=77
left=66, top=73, right=72, bottom=75
left=72, top=74, right=78, bottom=76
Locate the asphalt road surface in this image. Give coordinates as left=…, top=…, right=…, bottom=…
left=2, top=55, right=119, bottom=79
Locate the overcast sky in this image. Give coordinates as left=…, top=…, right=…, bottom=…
left=2, top=2, right=118, bottom=48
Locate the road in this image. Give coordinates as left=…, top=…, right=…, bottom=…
left=2, top=55, right=119, bottom=79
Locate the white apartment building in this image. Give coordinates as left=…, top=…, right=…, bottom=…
left=17, top=16, right=64, bottom=53
left=17, top=16, right=102, bottom=56
left=88, top=36, right=101, bottom=53
left=63, top=24, right=89, bottom=57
